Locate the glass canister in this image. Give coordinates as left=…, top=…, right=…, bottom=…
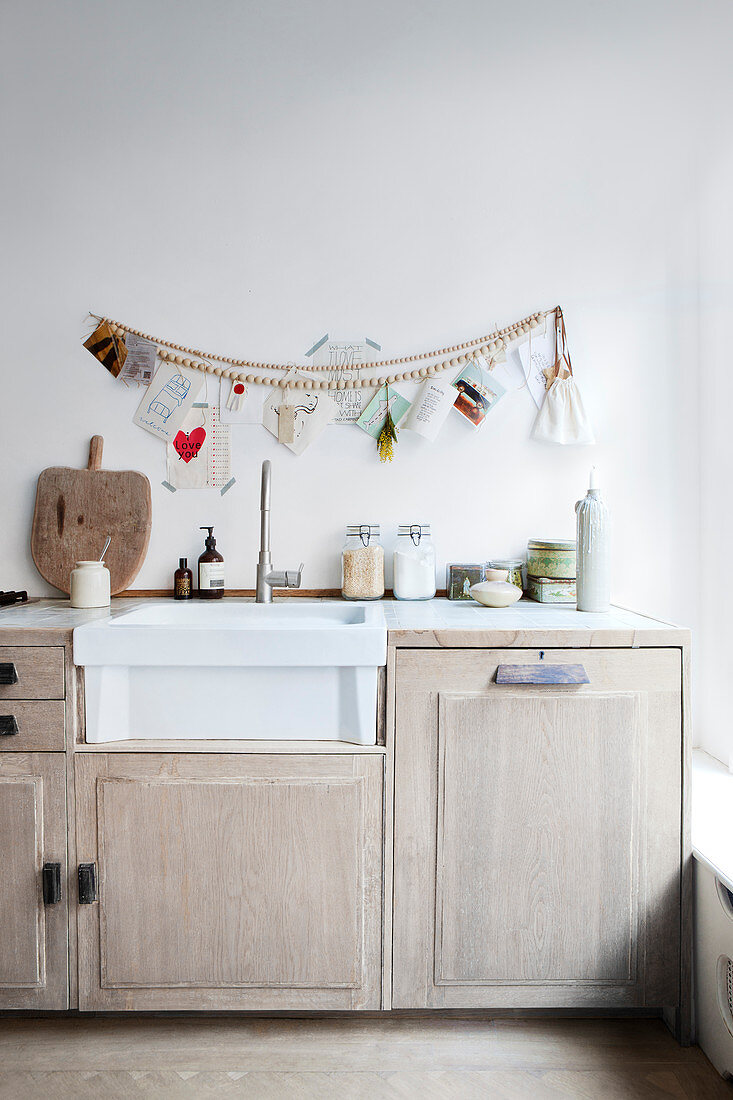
left=341, top=525, right=385, bottom=600
left=489, top=558, right=524, bottom=591
left=393, top=525, right=436, bottom=600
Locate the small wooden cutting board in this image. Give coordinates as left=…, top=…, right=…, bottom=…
left=31, top=436, right=152, bottom=595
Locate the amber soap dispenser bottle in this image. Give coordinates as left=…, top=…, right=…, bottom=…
left=174, top=558, right=193, bottom=600
left=198, top=526, right=225, bottom=599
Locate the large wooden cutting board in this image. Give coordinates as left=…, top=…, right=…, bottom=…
left=31, top=436, right=152, bottom=595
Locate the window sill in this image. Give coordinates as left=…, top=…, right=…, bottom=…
left=693, top=748, right=733, bottom=893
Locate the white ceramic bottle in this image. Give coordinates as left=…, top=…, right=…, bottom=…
left=575, top=467, right=611, bottom=612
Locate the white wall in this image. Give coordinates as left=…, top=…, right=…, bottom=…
left=697, top=142, right=733, bottom=764
left=2, top=2, right=729, bottom=654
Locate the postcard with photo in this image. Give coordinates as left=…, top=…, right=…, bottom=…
left=356, top=386, right=411, bottom=439
left=451, top=356, right=506, bottom=428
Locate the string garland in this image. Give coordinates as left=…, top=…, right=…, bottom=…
left=92, top=308, right=553, bottom=392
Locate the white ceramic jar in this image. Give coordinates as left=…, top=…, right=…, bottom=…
left=70, top=561, right=111, bottom=608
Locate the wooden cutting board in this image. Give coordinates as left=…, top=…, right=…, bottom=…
left=31, top=436, right=152, bottom=596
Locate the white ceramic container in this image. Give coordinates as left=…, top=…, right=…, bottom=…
left=70, top=561, right=111, bottom=608
left=469, top=580, right=522, bottom=608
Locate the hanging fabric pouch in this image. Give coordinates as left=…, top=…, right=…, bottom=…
left=532, top=308, right=595, bottom=445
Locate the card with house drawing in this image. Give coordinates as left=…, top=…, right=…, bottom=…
left=133, top=363, right=205, bottom=441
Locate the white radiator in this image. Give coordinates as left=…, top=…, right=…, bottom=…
left=694, top=859, right=733, bottom=1079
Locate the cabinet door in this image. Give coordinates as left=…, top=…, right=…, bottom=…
left=75, top=753, right=383, bottom=1010
left=392, top=648, right=682, bottom=1010
left=0, top=753, right=68, bottom=1009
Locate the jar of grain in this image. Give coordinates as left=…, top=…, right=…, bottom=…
left=342, top=525, right=384, bottom=601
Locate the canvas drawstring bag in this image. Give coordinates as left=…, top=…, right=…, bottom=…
left=532, top=308, right=595, bottom=445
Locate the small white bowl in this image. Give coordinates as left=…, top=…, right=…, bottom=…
left=469, top=581, right=522, bottom=608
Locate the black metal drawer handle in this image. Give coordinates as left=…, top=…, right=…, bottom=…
left=496, top=663, right=589, bottom=685
left=78, top=863, right=97, bottom=904
left=0, top=663, right=18, bottom=686
left=42, top=862, right=62, bottom=905
left=0, top=715, right=19, bottom=736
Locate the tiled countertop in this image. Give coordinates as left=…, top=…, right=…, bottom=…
left=0, top=596, right=687, bottom=648
left=382, top=598, right=677, bottom=632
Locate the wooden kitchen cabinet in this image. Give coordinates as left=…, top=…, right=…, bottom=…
left=392, top=648, right=683, bottom=1012
left=0, top=753, right=68, bottom=1009
left=74, top=752, right=383, bottom=1010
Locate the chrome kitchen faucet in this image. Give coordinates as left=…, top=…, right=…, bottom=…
left=255, top=460, right=304, bottom=603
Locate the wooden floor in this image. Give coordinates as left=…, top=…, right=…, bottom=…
left=0, top=1016, right=729, bottom=1099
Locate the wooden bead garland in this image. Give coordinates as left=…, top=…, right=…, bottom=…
left=96, top=308, right=551, bottom=391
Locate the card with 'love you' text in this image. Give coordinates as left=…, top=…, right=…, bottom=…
left=166, top=406, right=231, bottom=490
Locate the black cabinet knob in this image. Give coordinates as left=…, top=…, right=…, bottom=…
left=0, top=715, right=19, bottom=736
left=0, top=663, right=18, bottom=685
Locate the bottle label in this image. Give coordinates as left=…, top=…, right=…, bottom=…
left=175, top=577, right=191, bottom=597
left=199, top=562, right=225, bottom=589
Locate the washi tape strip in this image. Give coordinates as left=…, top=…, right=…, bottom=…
left=220, top=477, right=236, bottom=496
left=304, top=333, right=329, bottom=358
left=161, top=481, right=176, bottom=493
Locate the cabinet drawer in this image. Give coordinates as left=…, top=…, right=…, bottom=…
left=395, top=646, right=682, bottom=695
left=0, top=647, right=64, bottom=700
left=0, top=701, right=65, bottom=750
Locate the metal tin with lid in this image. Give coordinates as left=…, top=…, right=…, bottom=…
left=526, top=539, right=576, bottom=579
left=526, top=576, right=577, bottom=603
left=446, top=563, right=485, bottom=600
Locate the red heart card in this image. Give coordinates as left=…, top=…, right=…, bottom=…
left=173, top=426, right=206, bottom=463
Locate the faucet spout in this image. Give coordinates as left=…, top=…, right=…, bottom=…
left=260, top=459, right=271, bottom=512
left=259, top=460, right=271, bottom=556
left=255, top=461, right=303, bottom=603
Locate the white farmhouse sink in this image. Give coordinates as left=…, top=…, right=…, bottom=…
left=73, top=601, right=387, bottom=745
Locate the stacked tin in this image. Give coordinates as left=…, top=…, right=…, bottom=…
left=525, top=539, right=576, bottom=603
